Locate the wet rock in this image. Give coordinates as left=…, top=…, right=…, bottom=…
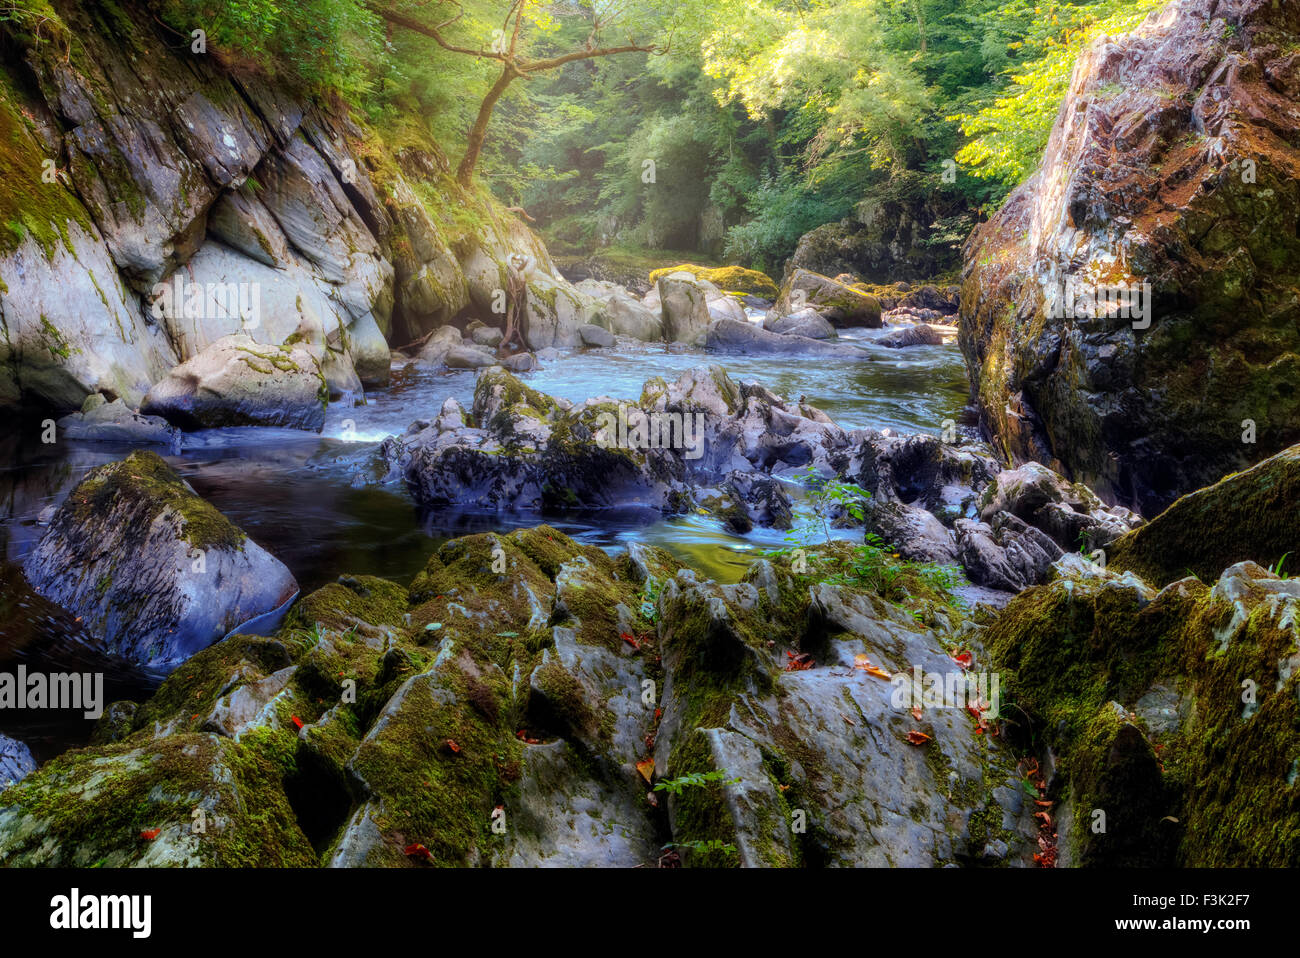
left=57, top=397, right=180, bottom=447
left=578, top=323, right=615, bottom=348
left=658, top=272, right=713, bottom=344
left=417, top=325, right=465, bottom=365
left=0, top=734, right=36, bottom=790
left=703, top=318, right=867, bottom=357
left=773, top=268, right=883, bottom=327
left=24, top=450, right=298, bottom=671
left=443, top=345, right=498, bottom=369
left=763, top=307, right=836, bottom=340
left=879, top=323, right=945, bottom=348
left=470, top=325, right=504, bottom=348
left=142, top=334, right=329, bottom=432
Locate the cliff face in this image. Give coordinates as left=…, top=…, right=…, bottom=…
left=0, top=1, right=594, bottom=413
left=959, top=0, right=1300, bottom=515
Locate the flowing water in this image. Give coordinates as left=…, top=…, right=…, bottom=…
left=0, top=320, right=968, bottom=757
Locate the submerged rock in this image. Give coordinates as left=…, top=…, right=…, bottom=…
left=704, top=318, right=865, bottom=357
left=142, top=334, right=329, bottom=432
left=24, top=450, right=298, bottom=671
left=57, top=396, right=180, bottom=447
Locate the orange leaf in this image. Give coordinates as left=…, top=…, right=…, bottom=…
left=139, top=828, right=160, bottom=840
left=621, top=632, right=640, bottom=650
left=291, top=715, right=304, bottom=730
left=446, top=739, right=461, bottom=754
left=862, top=665, right=891, bottom=679
left=906, top=730, right=932, bottom=745
left=635, top=758, right=655, bottom=783
left=405, top=843, right=433, bottom=862
left=952, top=650, right=974, bottom=670
left=911, top=707, right=923, bottom=721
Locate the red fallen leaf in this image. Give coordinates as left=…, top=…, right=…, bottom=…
left=906, top=730, right=932, bottom=745
left=1035, top=811, right=1053, bottom=828
left=644, top=733, right=656, bottom=751
left=139, top=828, right=160, bottom=840
left=621, top=632, right=641, bottom=650
left=784, top=651, right=815, bottom=671
left=446, top=739, right=461, bottom=753
left=1035, top=800, right=1054, bottom=807
left=405, top=843, right=433, bottom=862
left=952, top=650, right=974, bottom=670
left=291, top=715, right=304, bottom=730
left=654, top=708, right=662, bottom=722
left=635, top=758, right=655, bottom=783
left=515, top=729, right=541, bottom=745
left=911, top=707, right=923, bottom=721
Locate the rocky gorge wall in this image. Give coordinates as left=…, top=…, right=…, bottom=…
left=0, top=0, right=602, bottom=414
left=960, top=0, right=1300, bottom=516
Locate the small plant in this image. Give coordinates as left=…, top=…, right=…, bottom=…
left=662, top=839, right=737, bottom=857
left=801, top=465, right=871, bottom=545
left=652, top=769, right=740, bottom=796
left=638, top=576, right=662, bottom=623
left=1268, top=553, right=1291, bottom=580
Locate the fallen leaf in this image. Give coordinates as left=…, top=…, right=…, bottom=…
left=952, top=650, right=974, bottom=670
left=911, top=706, right=923, bottom=721
left=291, top=715, right=304, bottom=730
left=906, top=730, right=932, bottom=745
left=785, top=651, right=815, bottom=671
left=139, top=828, right=160, bottom=841
left=621, top=632, right=641, bottom=650
left=404, top=843, right=433, bottom=862
left=862, top=665, right=891, bottom=680
left=635, top=758, right=655, bottom=783
left=446, top=739, right=461, bottom=753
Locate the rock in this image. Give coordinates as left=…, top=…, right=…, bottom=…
left=56, top=398, right=180, bottom=446
left=443, top=345, right=499, bottom=370
left=501, top=352, right=537, bottom=373
left=647, top=264, right=779, bottom=299
left=417, top=325, right=465, bottom=365
left=772, top=268, right=883, bottom=328
left=705, top=293, right=748, bottom=325
left=864, top=499, right=959, bottom=565
left=470, top=325, right=504, bottom=348
left=578, top=324, right=615, bottom=348
left=657, top=272, right=713, bottom=344
left=142, top=334, right=329, bottom=432
left=955, top=515, right=1063, bottom=593
left=982, top=553, right=1300, bottom=865
left=703, top=318, right=866, bottom=358
left=763, top=307, right=836, bottom=339
left=1108, top=442, right=1300, bottom=587
left=595, top=293, right=664, bottom=342
left=878, top=323, right=945, bottom=348
left=960, top=0, right=1300, bottom=515
left=23, top=450, right=298, bottom=671
left=0, top=734, right=36, bottom=790
left=978, top=462, right=1141, bottom=552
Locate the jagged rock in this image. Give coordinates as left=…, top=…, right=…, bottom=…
left=982, top=553, right=1300, bottom=866
left=954, top=515, right=1063, bottom=593
left=24, top=450, right=298, bottom=671
left=142, top=334, right=330, bottom=432
left=0, top=734, right=36, bottom=790
left=960, top=0, right=1300, bottom=514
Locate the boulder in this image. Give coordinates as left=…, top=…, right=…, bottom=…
left=57, top=396, right=180, bottom=447
left=960, top=0, right=1300, bottom=515
left=647, top=264, right=779, bottom=299
left=878, top=323, right=945, bottom=348
left=774, top=268, right=882, bottom=327
left=0, top=734, right=36, bottom=790
left=417, top=325, right=465, bottom=365
left=470, top=325, right=504, bottom=348
left=703, top=318, right=866, bottom=358
left=142, top=334, right=329, bottom=432
left=578, top=324, right=615, bottom=348
left=657, top=272, right=713, bottom=344
left=763, top=307, right=836, bottom=339
left=23, top=450, right=298, bottom=671
left=444, top=345, right=499, bottom=370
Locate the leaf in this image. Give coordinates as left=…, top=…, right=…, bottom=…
left=906, top=730, right=932, bottom=745
left=911, top=706, right=923, bottom=721
left=446, top=739, right=461, bottom=754
left=952, top=650, right=974, bottom=669
left=404, top=843, right=433, bottom=862
left=621, top=632, right=641, bottom=650
left=139, top=828, right=160, bottom=841
left=291, top=715, right=304, bottom=730
left=636, top=758, right=655, bottom=783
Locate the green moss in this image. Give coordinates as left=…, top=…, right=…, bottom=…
left=648, top=264, right=779, bottom=299
left=286, top=575, right=410, bottom=634
left=67, top=450, right=246, bottom=553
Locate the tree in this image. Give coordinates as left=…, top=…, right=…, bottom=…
left=370, top=1, right=660, bottom=186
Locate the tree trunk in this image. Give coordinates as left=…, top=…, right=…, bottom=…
left=456, top=64, right=518, bottom=187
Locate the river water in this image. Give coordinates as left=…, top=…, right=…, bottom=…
left=0, top=321, right=968, bottom=758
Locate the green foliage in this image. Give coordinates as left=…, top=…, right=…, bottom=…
left=652, top=769, right=741, bottom=795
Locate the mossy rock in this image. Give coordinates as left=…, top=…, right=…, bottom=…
left=648, top=263, right=779, bottom=299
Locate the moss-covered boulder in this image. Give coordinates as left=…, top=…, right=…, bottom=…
left=772, top=268, right=883, bottom=328
left=24, top=450, right=298, bottom=671
left=1108, top=443, right=1300, bottom=587
left=648, top=264, right=779, bottom=299
left=984, top=554, right=1300, bottom=866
